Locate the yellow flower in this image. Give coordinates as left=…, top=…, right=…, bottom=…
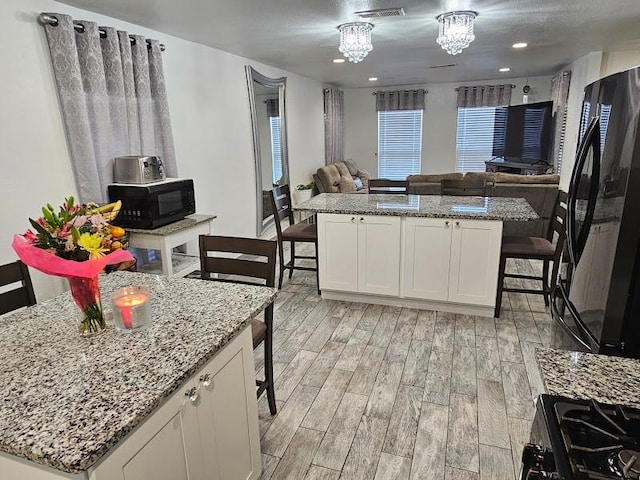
left=77, top=233, right=109, bottom=260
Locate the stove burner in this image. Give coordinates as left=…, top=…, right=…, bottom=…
left=619, top=450, right=640, bottom=479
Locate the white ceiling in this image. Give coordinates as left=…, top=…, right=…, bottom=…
left=58, top=0, right=640, bottom=88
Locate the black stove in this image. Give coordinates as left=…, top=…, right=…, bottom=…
left=525, top=395, right=640, bottom=479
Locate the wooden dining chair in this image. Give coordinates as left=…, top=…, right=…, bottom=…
left=441, top=178, right=489, bottom=196
left=0, top=261, right=36, bottom=315
left=495, top=190, right=568, bottom=317
left=368, top=179, right=408, bottom=193
left=199, top=235, right=278, bottom=415
left=270, top=185, right=320, bottom=294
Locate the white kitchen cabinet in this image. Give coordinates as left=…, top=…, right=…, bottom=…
left=403, top=218, right=502, bottom=307
left=317, top=213, right=401, bottom=295
left=448, top=219, right=502, bottom=306
left=403, top=217, right=453, bottom=301
left=89, top=326, right=260, bottom=480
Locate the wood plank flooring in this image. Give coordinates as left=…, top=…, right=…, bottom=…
left=257, top=255, right=548, bottom=480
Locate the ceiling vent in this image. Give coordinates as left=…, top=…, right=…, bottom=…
left=428, top=63, right=457, bottom=69
left=355, top=7, right=406, bottom=19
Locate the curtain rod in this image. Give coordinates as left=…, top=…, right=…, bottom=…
left=455, top=84, right=516, bottom=91
left=372, top=89, right=428, bottom=95
left=37, top=13, right=166, bottom=51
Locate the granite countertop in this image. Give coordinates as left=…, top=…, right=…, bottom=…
left=536, top=348, right=640, bottom=408
left=125, top=214, right=216, bottom=235
left=294, top=193, right=538, bottom=221
left=0, top=271, right=276, bottom=474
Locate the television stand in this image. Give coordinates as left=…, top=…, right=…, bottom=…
left=485, top=159, right=551, bottom=175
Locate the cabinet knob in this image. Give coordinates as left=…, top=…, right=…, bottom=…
left=199, top=373, right=212, bottom=387
left=360, top=217, right=364, bottom=222
left=351, top=217, right=355, bottom=223
left=455, top=221, right=460, bottom=227
left=445, top=221, right=450, bottom=227
left=185, top=386, right=200, bottom=403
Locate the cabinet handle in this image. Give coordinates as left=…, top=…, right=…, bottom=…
left=351, top=217, right=355, bottom=223
left=360, top=217, right=364, bottom=222
left=199, top=373, right=212, bottom=387
left=444, top=221, right=450, bottom=227
left=185, top=386, right=200, bottom=403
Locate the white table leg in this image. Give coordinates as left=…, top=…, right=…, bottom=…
left=160, top=237, right=173, bottom=277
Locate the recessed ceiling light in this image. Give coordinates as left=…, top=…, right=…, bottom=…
left=368, top=77, right=378, bottom=81
left=512, top=42, right=528, bottom=49
left=499, top=67, right=511, bottom=72
left=333, top=58, right=346, bottom=63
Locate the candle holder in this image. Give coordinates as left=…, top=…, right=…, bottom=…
left=111, top=286, right=151, bottom=333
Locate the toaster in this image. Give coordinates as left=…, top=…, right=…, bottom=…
left=113, top=156, right=166, bottom=184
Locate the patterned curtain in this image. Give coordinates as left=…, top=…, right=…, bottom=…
left=550, top=71, right=572, bottom=173
left=265, top=98, right=279, bottom=117
left=42, top=13, right=177, bottom=203
left=375, top=89, right=426, bottom=111
left=324, top=88, right=344, bottom=165
left=456, top=84, right=512, bottom=107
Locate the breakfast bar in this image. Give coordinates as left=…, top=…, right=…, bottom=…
left=295, top=193, right=538, bottom=317
left=0, top=271, right=276, bottom=479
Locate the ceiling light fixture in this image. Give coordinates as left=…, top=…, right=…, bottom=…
left=512, top=42, right=528, bottom=49
left=338, top=22, right=374, bottom=63
left=333, top=58, right=346, bottom=63
left=499, top=67, right=511, bottom=72
left=436, top=10, right=478, bottom=56
left=368, top=77, right=378, bottom=81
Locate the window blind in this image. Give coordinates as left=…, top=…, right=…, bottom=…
left=556, top=106, right=568, bottom=174
left=270, top=117, right=283, bottom=184
left=455, top=106, right=497, bottom=173
left=377, top=110, right=423, bottom=180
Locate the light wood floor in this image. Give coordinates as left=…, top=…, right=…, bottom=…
left=256, top=254, right=549, bottom=480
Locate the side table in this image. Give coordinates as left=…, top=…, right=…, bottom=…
left=126, top=214, right=216, bottom=277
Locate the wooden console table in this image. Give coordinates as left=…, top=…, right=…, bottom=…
left=127, top=214, right=216, bottom=277
left=485, top=159, right=551, bottom=175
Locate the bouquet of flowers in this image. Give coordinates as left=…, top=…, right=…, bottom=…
left=12, top=197, right=134, bottom=334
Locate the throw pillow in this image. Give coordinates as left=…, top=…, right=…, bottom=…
left=353, top=178, right=364, bottom=190
left=342, top=158, right=359, bottom=176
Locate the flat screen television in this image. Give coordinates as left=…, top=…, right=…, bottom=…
left=492, top=100, right=553, bottom=164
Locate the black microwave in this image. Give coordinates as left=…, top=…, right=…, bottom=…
left=108, top=178, right=195, bottom=229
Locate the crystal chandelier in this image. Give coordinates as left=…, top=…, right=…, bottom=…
left=338, top=22, right=374, bottom=63
left=436, top=11, right=478, bottom=56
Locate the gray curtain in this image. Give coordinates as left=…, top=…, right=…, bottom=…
left=376, top=89, right=426, bottom=111
left=43, top=13, right=177, bottom=203
left=265, top=98, right=279, bottom=118
left=456, top=84, right=512, bottom=107
left=324, top=88, right=344, bottom=165
left=550, top=71, right=572, bottom=173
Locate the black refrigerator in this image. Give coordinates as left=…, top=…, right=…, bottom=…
left=552, top=66, right=640, bottom=358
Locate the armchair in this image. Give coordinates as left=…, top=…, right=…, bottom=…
left=313, top=161, right=370, bottom=193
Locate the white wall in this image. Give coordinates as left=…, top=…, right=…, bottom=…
left=343, top=75, right=552, bottom=176
left=601, top=50, right=640, bottom=77
left=0, top=0, right=324, bottom=301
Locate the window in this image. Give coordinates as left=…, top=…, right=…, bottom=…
left=377, top=110, right=423, bottom=179
left=270, top=116, right=282, bottom=184
left=455, top=106, right=497, bottom=173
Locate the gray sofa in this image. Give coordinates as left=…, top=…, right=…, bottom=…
left=407, top=172, right=560, bottom=237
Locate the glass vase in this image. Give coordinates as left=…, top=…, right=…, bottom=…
left=68, top=275, right=106, bottom=335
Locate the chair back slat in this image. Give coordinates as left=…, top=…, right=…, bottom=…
left=441, top=179, right=489, bottom=196
left=368, top=179, right=408, bottom=193
left=549, top=190, right=569, bottom=243
left=199, top=235, right=277, bottom=288
left=0, top=261, right=36, bottom=315
left=271, top=185, right=294, bottom=224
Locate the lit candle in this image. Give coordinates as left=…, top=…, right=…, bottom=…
left=114, top=293, right=148, bottom=329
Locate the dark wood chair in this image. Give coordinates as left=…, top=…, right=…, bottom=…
left=495, top=190, right=568, bottom=317
left=368, top=179, right=408, bottom=193
left=0, top=261, right=36, bottom=315
left=441, top=178, right=489, bottom=196
left=270, top=185, right=319, bottom=294
left=199, top=235, right=278, bottom=415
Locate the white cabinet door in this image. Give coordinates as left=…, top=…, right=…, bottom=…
left=357, top=215, right=401, bottom=296
left=318, top=213, right=358, bottom=292
left=403, top=218, right=452, bottom=301
left=448, top=219, right=502, bottom=306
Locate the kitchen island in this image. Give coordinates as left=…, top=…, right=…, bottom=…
left=295, top=193, right=538, bottom=317
left=0, top=271, right=276, bottom=480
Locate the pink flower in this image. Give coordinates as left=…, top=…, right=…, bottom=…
left=58, top=222, right=72, bottom=239
left=23, top=229, right=38, bottom=244
left=73, top=215, right=87, bottom=228
left=90, top=215, right=108, bottom=230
